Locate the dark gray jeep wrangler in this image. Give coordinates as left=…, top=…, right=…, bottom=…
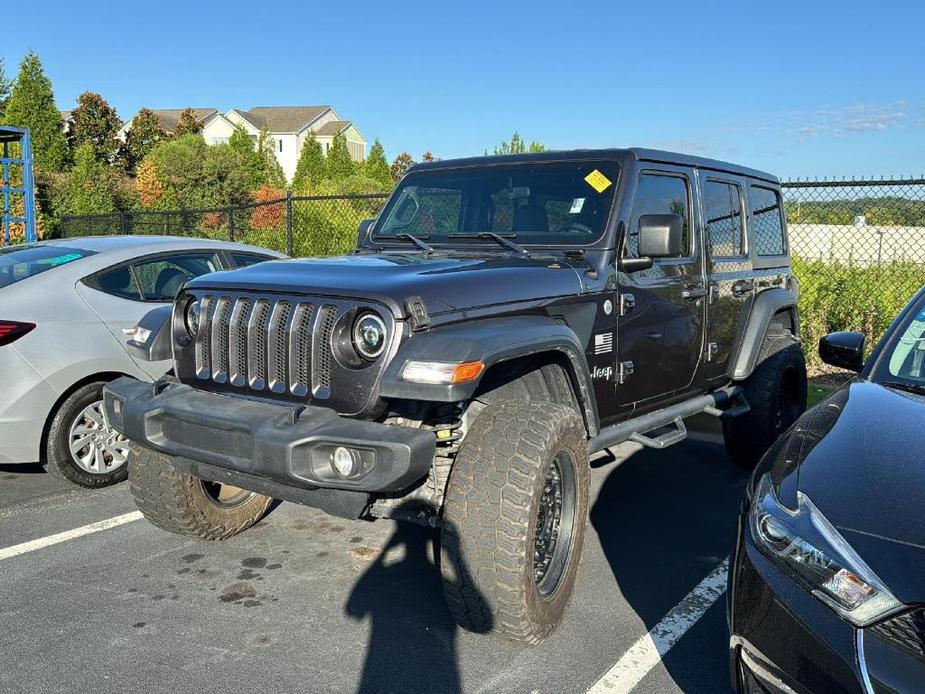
left=105, top=149, right=806, bottom=643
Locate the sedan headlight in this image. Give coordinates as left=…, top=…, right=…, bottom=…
left=750, top=474, right=901, bottom=626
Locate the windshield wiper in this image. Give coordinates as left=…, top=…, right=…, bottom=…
left=378, top=233, right=436, bottom=256
left=448, top=232, right=530, bottom=257
left=879, top=379, right=925, bottom=396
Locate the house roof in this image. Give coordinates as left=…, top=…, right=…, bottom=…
left=314, top=120, right=352, bottom=137
left=241, top=106, right=331, bottom=133
left=143, top=108, right=219, bottom=133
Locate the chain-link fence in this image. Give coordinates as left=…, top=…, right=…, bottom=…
left=60, top=192, right=390, bottom=257
left=781, top=177, right=925, bottom=364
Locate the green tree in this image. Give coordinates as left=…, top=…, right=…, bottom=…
left=202, top=143, right=257, bottom=207
left=489, top=131, right=545, bottom=155
left=58, top=143, right=117, bottom=215
left=325, top=132, right=355, bottom=182
left=67, top=91, right=120, bottom=164
left=0, top=58, right=11, bottom=119
left=147, top=133, right=209, bottom=209
left=361, top=139, right=393, bottom=189
left=118, top=107, right=166, bottom=173
left=173, top=108, right=202, bottom=136
left=3, top=51, right=68, bottom=170
left=229, top=124, right=263, bottom=189
left=390, top=152, right=415, bottom=182
left=257, top=126, right=286, bottom=189
left=292, top=131, right=326, bottom=192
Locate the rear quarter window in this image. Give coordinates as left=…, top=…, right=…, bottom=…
left=748, top=186, right=786, bottom=256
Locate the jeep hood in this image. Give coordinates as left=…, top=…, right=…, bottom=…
left=186, top=253, right=584, bottom=317
left=770, top=381, right=925, bottom=604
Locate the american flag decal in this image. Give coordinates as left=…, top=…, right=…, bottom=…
left=594, top=332, right=613, bottom=355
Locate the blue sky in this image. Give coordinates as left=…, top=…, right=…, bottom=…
left=6, top=0, right=924, bottom=178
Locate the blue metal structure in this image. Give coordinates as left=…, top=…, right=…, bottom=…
left=1, top=125, right=36, bottom=245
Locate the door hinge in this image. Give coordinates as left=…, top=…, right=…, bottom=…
left=620, top=292, right=636, bottom=316
left=706, top=342, right=718, bottom=362
left=618, top=361, right=634, bottom=384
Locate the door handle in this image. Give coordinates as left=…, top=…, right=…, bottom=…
left=681, top=287, right=707, bottom=300
left=732, top=280, right=754, bottom=296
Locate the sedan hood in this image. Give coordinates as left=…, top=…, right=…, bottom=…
left=782, top=381, right=925, bottom=603
left=186, top=253, right=583, bottom=317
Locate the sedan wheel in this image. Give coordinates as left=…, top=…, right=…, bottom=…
left=68, top=400, right=130, bottom=475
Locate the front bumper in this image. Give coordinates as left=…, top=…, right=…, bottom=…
left=103, top=377, right=436, bottom=501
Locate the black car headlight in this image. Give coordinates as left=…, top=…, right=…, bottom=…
left=352, top=312, right=386, bottom=360
left=750, top=474, right=901, bottom=626
left=185, top=298, right=203, bottom=338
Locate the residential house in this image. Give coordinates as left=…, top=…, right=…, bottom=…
left=117, top=108, right=220, bottom=139
left=202, top=106, right=367, bottom=181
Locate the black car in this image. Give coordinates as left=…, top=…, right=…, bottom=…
left=729, top=286, right=925, bottom=692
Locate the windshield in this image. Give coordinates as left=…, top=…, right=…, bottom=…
left=873, top=292, right=925, bottom=389
left=0, top=244, right=96, bottom=289
left=373, top=160, right=620, bottom=246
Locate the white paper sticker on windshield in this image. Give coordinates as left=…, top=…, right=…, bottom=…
left=570, top=198, right=585, bottom=214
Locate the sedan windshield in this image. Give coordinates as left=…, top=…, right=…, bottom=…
left=873, top=293, right=925, bottom=390
left=0, top=244, right=96, bottom=289
left=374, top=160, right=620, bottom=246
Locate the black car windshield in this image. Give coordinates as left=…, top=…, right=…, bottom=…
left=0, top=244, right=97, bottom=289
left=373, top=160, right=620, bottom=246
left=872, top=292, right=925, bottom=390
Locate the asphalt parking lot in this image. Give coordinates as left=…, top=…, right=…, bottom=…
left=0, top=428, right=749, bottom=694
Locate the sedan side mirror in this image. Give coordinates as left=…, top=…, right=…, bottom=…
left=819, top=331, right=866, bottom=372
left=638, top=214, right=684, bottom=258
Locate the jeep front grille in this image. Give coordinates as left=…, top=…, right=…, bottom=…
left=192, top=295, right=338, bottom=399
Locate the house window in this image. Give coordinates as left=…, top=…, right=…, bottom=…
left=210, top=137, right=229, bottom=146
left=324, top=143, right=329, bottom=154
left=278, top=139, right=283, bottom=153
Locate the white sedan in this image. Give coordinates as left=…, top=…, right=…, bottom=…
left=0, top=235, right=285, bottom=487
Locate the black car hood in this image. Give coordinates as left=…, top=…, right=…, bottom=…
left=187, top=253, right=583, bottom=317
left=780, top=381, right=925, bottom=603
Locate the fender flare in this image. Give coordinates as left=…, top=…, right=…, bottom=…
left=730, top=288, right=800, bottom=380
left=379, top=315, right=600, bottom=435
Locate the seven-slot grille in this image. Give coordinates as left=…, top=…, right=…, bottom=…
left=192, top=295, right=339, bottom=398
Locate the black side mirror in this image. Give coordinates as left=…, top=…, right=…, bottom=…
left=356, top=219, right=375, bottom=248
left=819, top=331, right=866, bottom=372
left=638, top=214, right=684, bottom=258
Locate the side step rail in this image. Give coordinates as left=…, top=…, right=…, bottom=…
left=588, top=385, right=749, bottom=454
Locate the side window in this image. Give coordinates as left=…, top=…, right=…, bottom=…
left=94, top=266, right=142, bottom=300
left=703, top=181, right=744, bottom=257
left=749, top=186, right=785, bottom=256
left=627, top=173, right=691, bottom=257
left=132, top=253, right=222, bottom=301
left=230, top=252, right=274, bottom=268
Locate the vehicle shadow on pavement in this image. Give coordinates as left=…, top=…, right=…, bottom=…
left=345, top=505, right=491, bottom=694
left=590, top=440, right=751, bottom=693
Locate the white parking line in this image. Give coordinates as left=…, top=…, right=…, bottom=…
left=588, top=558, right=729, bottom=694
left=0, top=511, right=143, bottom=561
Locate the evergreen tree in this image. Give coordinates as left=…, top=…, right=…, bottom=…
left=0, top=58, right=11, bottom=119
left=229, top=124, right=263, bottom=189
left=361, top=139, right=392, bottom=189
left=490, top=131, right=545, bottom=155
left=3, top=51, right=68, bottom=170
left=292, top=131, right=326, bottom=192
left=68, top=91, right=120, bottom=164
left=61, top=143, right=117, bottom=215
left=257, top=126, right=286, bottom=190
left=325, top=132, right=355, bottom=182
left=390, top=152, right=415, bottom=182
left=118, top=107, right=165, bottom=173
left=173, top=108, right=202, bottom=136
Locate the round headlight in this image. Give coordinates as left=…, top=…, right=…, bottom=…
left=185, top=299, right=202, bottom=337
left=352, top=312, right=386, bottom=360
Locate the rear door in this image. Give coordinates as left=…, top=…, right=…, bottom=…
left=699, top=174, right=753, bottom=381
left=616, top=167, right=706, bottom=406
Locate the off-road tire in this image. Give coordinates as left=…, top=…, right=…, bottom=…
left=128, top=444, right=272, bottom=540
left=440, top=401, right=589, bottom=644
left=723, top=333, right=807, bottom=468
left=43, top=382, right=128, bottom=488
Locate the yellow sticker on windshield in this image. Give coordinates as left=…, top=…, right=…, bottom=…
left=584, top=169, right=612, bottom=193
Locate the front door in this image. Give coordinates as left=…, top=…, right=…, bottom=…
left=616, top=168, right=706, bottom=407
left=700, top=174, right=753, bottom=381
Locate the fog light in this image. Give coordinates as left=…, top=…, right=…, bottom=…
left=330, top=446, right=361, bottom=477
